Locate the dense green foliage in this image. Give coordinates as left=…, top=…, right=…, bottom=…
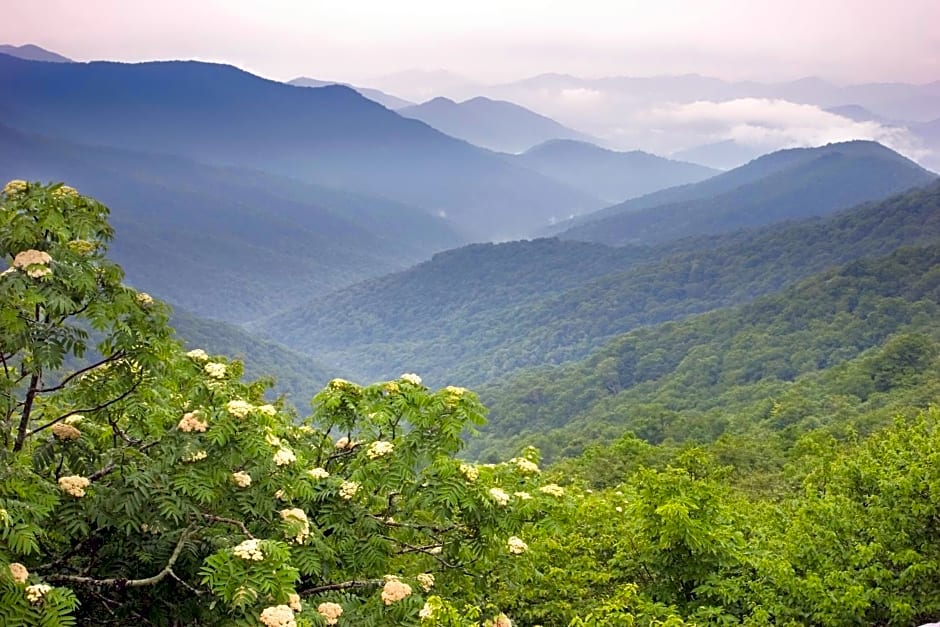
left=0, top=182, right=553, bottom=626
left=474, top=242, right=940, bottom=460
left=259, top=180, right=940, bottom=389
left=554, top=140, right=936, bottom=244
left=5, top=180, right=940, bottom=627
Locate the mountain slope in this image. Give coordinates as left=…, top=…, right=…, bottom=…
left=170, top=309, right=333, bottom=407
left=0, top=54, right=599, bottom=240
left=559, top=141, right=936, bottom=245
left=512, top=139, right=718, bottom=204
left=0, top=124, right=464, bottom=322
left=256, top=181, right=940, bottom=388
left=288, top=76, right=414, bottom=109
left=398, top=96, right=594, bottom=153
left=475, top=242, right=940, bottom=461
left=0, top=43, right=71, bottom=62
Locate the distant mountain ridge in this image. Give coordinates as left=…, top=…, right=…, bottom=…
left=0, top=123, right=464, bottom=323
left=0, top=53, right=601, bottom=240
left=513, top=139, right=718, bottom=204
left=0, top=43, right=71, bottom=63
left=398, top=96, right=595, bottom=153
left=288, top=76, right=414, bottom=109
left=255, top=179, right=940, bottom=388
left=558, top=141, right=936, bottom=245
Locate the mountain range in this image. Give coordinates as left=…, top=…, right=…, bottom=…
left=397, top=96, right=594, bottom=153
left=510, top=140, right=718, bottom=204
left=0, top=53, right=600, bottom=240
left=0, top=123, right=463, bottom=322
left=254, top=169, right=940, bottom=388
left=0, top=43, right=71, bottom=63
left=557, top=140, right=936, bottom=245
left=288, top=76, right=414, bottom=109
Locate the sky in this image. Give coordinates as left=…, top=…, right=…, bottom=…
left=3, top=0, right=939, bottom=86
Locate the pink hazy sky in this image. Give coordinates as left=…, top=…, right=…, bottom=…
left=3, top=0, right=939, bottom=84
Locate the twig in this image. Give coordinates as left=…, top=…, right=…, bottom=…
left=203, top=514, right=254, bottom=539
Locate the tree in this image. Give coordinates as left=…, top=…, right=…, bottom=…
left=0, top=181, right=547, bottom=626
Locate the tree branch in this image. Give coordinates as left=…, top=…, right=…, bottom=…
left=38, top=351, right=125, bottom=394
left=300, top=579, right=383, bottom=595
left=27, top=377, right=141, bottom=439
left=46, top=526, right=193, bottom=588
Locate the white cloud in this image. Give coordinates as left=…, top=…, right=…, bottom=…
left=642, top=98, right=931, bottom=161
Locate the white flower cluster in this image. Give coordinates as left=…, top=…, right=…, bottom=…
left=226, top=399, right=253, bottom=418
left=273, top=447, right=296, bottom=466
left=51, top=422, right=81, bottom=441
left=8, top=562, right=28, bottom=584
left=136, top=292, right=154, bottom=307
left=51, top=185, right=78, bottom=198
left=334, top=436, right=359, bottom=450
left=317, top=601, right=343, bottom=625
left=420, top=601, right=435, bottom=620
left=511, top=457, right=540, bottom=474
left=539, top=484, right=565, bottom=498
left=381, top=577, right=413, bottom=605
left=186, top=348, right=209, bottom=361
left=26, top=584, right=52, bottom=604
left=233, top=538, right=264, bottom=561
left=307, top=467, right=330, bottom=480
left=184, top=450, right=208, bottom=462
left=491, top=614, right=513, bottom=627
left=177, top=411, right=208, bottom=433
left=3, top=179, right=27, bottom=196
left=514, top=491, right=532, bottom=500
left=232, top=471, right=252, bottom=488
left=257, top=404, right=277, bottom=416
left=204, top=362, right=227, bottom=379
left=489, top=487, right=510, bottom=506
left=507, top=536, right=528, bottom=555
left=416, top=572, right=435, bottom=592
left=265, top=434, right=282, bottom=447
left=459, top=463, right=479, bottom=482
left=339, top=481, right=360, bottom=500
left=13, top=249, right=53, bottom=278
left=58, top=475, right=90, bottom=497
left=259, top=604, right=296, bottom=627
left=400, top=373, right=422, bottom=385
left=280, top=508, right=310, bottom=544
left=366, top=440, right=394, bottom=459
left=287, top=593, right=302, bottom=612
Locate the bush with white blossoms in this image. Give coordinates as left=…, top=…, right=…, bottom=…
left=0, top=182, right=539, bottom=627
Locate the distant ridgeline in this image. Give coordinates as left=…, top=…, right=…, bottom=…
left=257, top=179, right=940, bottom=392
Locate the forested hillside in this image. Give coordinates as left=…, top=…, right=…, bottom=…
left=258, top=180, right=940, bottom=387
left=4, top=181, right=940, bottom=627
left=0, top=123, right=464, bottom=322
left=169, top=310, right=334, bottom=406
left=474, top=243, right=940, bottom=460
left=559, top=140, right=936, bottom=245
